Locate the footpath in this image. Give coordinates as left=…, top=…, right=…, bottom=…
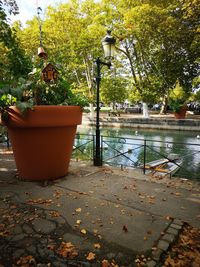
left=0, top=145, right=200, bottom=267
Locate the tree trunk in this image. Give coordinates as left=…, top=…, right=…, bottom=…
left=160, top=95, right=168, bottom=114
left=89, top=103, right=95, bottom=119
left=142, top=102, right=149, bottom=118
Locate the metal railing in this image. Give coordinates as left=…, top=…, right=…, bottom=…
left=72, top=133, right=200, bottom=180
left=1, top=129, right=199, bottom=180
left=73, top=133, right=94, bottom=162
left=0, top=130, right=10, bottom=148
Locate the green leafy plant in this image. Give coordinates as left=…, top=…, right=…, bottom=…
left=168, top=81, right=189, bottom=113
left=0, top=65, right=89, bottom=123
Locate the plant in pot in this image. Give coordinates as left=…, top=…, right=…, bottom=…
left=168, top=81, right=189, bottom=119
left=0, top=64, right=88, bottom=181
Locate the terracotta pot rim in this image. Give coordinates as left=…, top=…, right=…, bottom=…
left=7, top=105, right=82, bottom=128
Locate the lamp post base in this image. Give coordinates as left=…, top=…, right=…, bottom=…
left=93, top=157, right=102, bottom=166
left=94, top=128, right=102, bottom=166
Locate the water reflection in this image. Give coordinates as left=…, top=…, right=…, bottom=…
left=76, top=126, right=200, bottom=180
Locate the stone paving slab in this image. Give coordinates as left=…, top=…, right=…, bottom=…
left=0, top=148, right=199, bottom=267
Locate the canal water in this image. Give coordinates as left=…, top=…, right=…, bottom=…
left=78, top=125, right=200, bottom=143
left=77, top=125, right=200, bottom=181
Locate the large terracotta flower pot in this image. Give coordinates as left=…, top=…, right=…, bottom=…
left=6, top=106, right=82, bottom=181
left=174, top=106, right=187, bottom=119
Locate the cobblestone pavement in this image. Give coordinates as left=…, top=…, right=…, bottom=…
left=0, top=147, right=199, bottom=267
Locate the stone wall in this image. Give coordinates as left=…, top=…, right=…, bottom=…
left=83, top=116, right=200, bottom=131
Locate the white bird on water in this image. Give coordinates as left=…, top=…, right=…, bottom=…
left=197, top=135, right=200, bottom=139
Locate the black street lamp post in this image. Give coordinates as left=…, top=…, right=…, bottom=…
left=94, top=30, right=116, bottom=166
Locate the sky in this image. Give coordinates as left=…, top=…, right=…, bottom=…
left=10, top=0, right=67, bottom=26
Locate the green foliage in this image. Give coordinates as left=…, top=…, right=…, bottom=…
left=23, top=66, right=88, bottom=106
left=127, top=75, right=162, bottom=104
left=116, top=0, right=199, bottom=104
left=100, top=76, right=128, bottom=106
left=0, top=0, right=18, bottom=15
left=168, top=81, right=189, bottom=112
left=0, top=85, right=17, bottom=121
left=0, top=64, right=89, bottom=122
left=0, top=0, right=32, bottom=82
left=1, top=0, right=199, bottom=109
left=192, top=90, right=200, bottom=103
left=0, top=90, right=16, bottom=109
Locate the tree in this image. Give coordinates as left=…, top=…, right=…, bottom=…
left=96, top=0, right=199, bottom=115
left=12, top=0, right=199, bottom=115
left=121, top=0, right=199, bottom=113
left=0, top=0, right=31, bottom=84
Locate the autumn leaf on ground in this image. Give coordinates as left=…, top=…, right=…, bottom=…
left=101, top=260, right=119, bottom=267
left=86, top=252, right=95, bottom=261
left=76, top=220, right=81, bottom=225
left=81, top=229, right=87, bottom=234
left=0, top=230, right=10, bottom=237
left=164, top=225, right=200, bottom=267
left=27, top=198, right=53, bottom=205
left=110, top=219, right=114, bottom=225
left=174, top=192, right=182, bottom=196
left=123, top=225, right=128, bottom=233
left=16, top=255, right=36, bottom=266
left=94, top=243, right=101, bottom=249
left=144, top=230, right=152, bottom=241
left=53, top=190, right=63, bottom=199
left=47, top=244, right=55, bottom=251
left=25, top=214, right=39, bottom=222
left=75, top=208, right=82, bottom=213
left=103, top=259, right=119, bottom=267
left=0, top=223, right=5, bottom=229
left=10, top=204, right=17, bottom=209
left=79, top=192, right=87, bottom=195
left=165, top=215, right=174, bottom=221
left=135, top=255, right=148, bottom=266
left=102, top=259, right=109, bottom=267
left=49, top=211, right=60, bottom=217
left=57, top=242, right=78, bottom=258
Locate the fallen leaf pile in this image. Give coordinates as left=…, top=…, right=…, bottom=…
left=49, top=211, right=60, bottom=218
left=101, top=259, right=119, bottom=267
left=16, top=255, right=36, bottom=266
left=57, top=242, right=78, bottom=258
left=53, top=190, right=63, bottom=199
left=27, top=198, right=53, bottom=205
left=137, top=192, right=156, bottom=204
left=86, top=252, right=95, bottom=261
left=135, top=255, right=150, bottom=266
left=0, top=227, right=10, bottom=237
left=163, top=224, right=200, bottom=266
